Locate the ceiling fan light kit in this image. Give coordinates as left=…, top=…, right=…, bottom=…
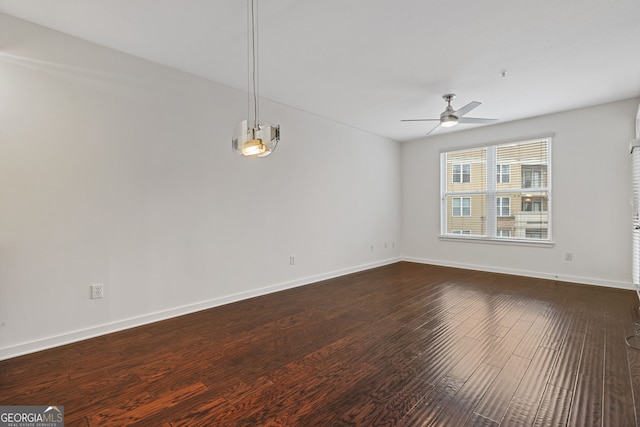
left=440, top=115, right=459, bottom=128
left=402, top=93, right=498, bottom=135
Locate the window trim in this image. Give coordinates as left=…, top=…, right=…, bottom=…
left=440, top=136, right=552, bottom=245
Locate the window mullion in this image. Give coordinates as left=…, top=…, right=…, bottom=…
left=486, top=146, right=497, bottom=238
left=440, top=154, right=447, bottom=235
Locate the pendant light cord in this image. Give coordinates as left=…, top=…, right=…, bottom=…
left=250, top=0, right=259, bottom=129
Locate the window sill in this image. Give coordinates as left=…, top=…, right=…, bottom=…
left=439, top=235, right=555, bottom=248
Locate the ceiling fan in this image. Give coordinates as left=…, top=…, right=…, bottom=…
left=402, top=94, right=498, bottom=135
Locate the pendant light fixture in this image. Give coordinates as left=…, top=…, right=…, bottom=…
left=232, top=0, right=280, bottom=157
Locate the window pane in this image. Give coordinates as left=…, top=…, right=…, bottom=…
left=453, top=164, right=461, bottom=183
left=447, top=150, right=486, bottom=192
left=462, top=164, right=471, bottom=183
left=497, top=164, right=510, bottom=183
left=452, top=197, right=461, bottom=216
left=496, top=141, right=549, bottom=190
left=445, top=195, right=485, bottom=235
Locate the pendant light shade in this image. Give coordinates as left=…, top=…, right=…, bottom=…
left=232, top=0, right=280, bottom=158
left=232, top=120, right=280, bottom=157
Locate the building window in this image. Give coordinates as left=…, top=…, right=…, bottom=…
left=452, top=230, right=472, bottom=235
left=452, top=164, right=471, bottom=183
left=452, top=197, right=471, bottom=216
left=497, top=197, right=510, bottom=216
left=497, top=164, right=510, bottom=183
left=441, top=138, right=551, bottom=242
left=526, top=229, right=548, bottom=239
left=522, top=165, right=546, bottom=188
left=522, top=197, right=545, bottom=212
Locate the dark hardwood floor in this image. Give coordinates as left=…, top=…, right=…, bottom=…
left=2, top=262, right=640, bottom=426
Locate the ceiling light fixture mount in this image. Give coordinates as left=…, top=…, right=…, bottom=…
left=232, top=0, right=280, bottom=158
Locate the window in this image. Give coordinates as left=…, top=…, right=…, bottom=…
left=452, top=230, right=472, bottom=235
left=522, top=165, right=546, bottom=188
left=452, top=197, right=471, bottom=216
left=522, top=197, right=545, bottom=212
left=526, top=229, right=548, bottom=239
left=452, top=163, right=470, bottom=183
left=497, top=164, right=510, bottom=183
left=497, top=197, right=510, bottom=216
left=441, top=138, right=551, bottom=242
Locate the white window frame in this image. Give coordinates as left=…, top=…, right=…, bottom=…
left=440, top=137, right=552, bottom=244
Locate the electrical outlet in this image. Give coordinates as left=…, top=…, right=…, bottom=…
left=91, top=284, right=104, bottom=299
left=564, top=252, right=573, bottom=261
left=290, top=255, right=295, bottom=265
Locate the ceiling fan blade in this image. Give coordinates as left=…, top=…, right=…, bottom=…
left=454, top=101, right=481, bottom=117
left=400, top=118, right=440, bottom=122
left=458, top=117, right=498, bottom=124
left=425, top=123, right=440, bottom=136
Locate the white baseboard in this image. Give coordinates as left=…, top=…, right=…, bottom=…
left=0, top=257, right=401, bottom=361
left=402, top=256, right=635, bottom=291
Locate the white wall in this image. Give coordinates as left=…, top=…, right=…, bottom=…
left=0, top=14, right=401, bottom=359
left=402, top=97, right=639, bottom=289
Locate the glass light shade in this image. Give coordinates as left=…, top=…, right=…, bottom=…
left=242, top=139, right=266, bottom=156
left=441, top=115, right=459, bottom=128
left=232, top=120, right=280, bottom=157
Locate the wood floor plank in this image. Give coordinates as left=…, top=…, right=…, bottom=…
left=1, top=262, right=638, bottom=426
left=427, top=362, right=502, bottom=427
left=566, top=315, right=605, bottom=427
left=628, top=345, right=640, bottom=426
left=393, top=374, right=466, bottom=426
left=533, top=383, right=573, bottom=427
left=483, top=318, right=532, bottom=368
left=547, top=310, right=588, bottom=391
left=447, top=335, right=502, bottom=381
left=501, top=347, right=558, bottom=426
left=464, top=412, right=500, bottom=427
left=513, top=310, right=557, bottom=359
left=474, top=354, right=531, bottom=422
left=603, top=316, right=638, bottom=427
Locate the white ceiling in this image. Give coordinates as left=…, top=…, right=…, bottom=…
left=1, top=0, right=639, bottom=141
